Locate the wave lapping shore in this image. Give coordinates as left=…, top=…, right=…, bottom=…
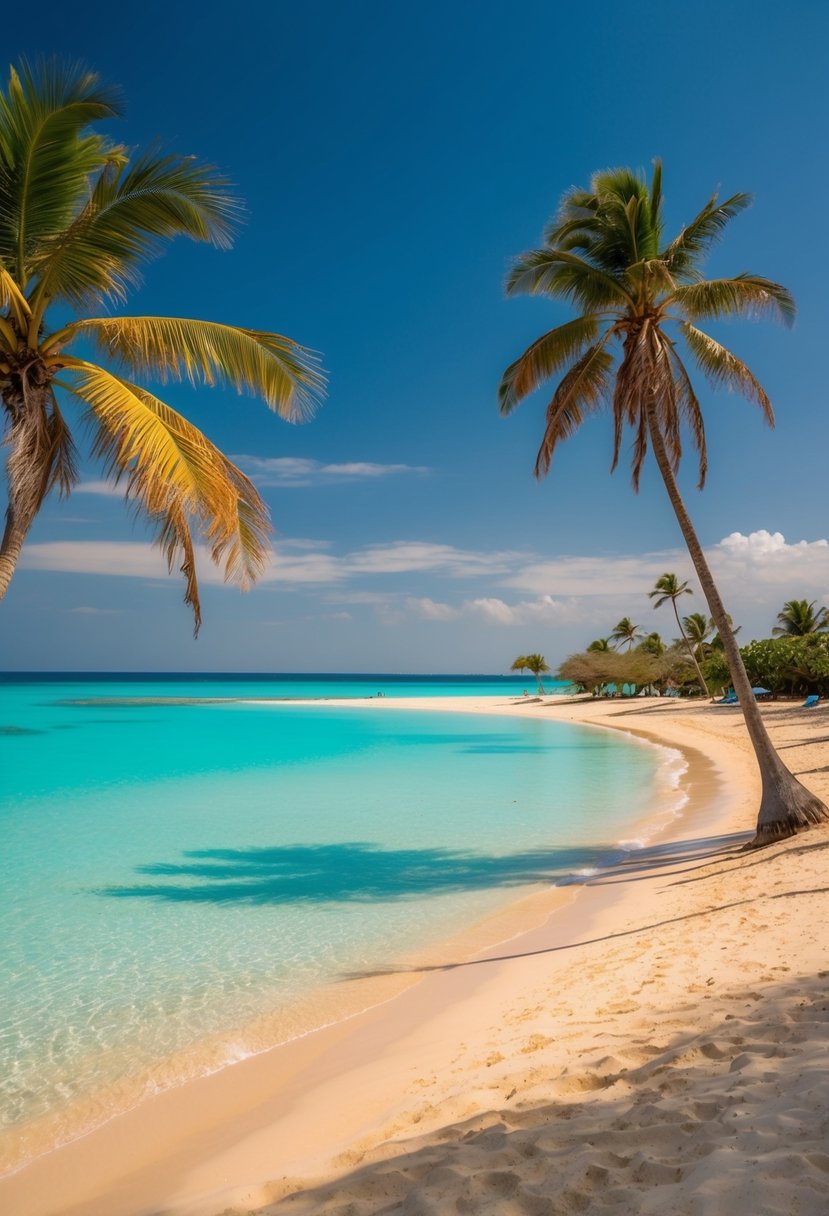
left=3, top=696, right=828, bottom=1216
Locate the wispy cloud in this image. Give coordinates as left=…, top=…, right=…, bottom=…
left=235, top=456, right=431, bottom=486
left=408, top=594, right=585, bottom=627
left=20, top=531, right=829, bottom=639
left=73, top=480, right=125, bottom=498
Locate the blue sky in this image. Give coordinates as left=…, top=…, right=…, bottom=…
left=3, top=0, right=829, bottom=672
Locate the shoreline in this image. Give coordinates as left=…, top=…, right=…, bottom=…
left=1, top=695, right=686, bottom=1181
left=3, top=695, right=827, bottom=1216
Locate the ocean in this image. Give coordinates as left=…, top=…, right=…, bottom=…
left=0, top=673, right=684, bottom=1171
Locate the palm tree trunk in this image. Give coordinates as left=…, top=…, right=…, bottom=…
left=0, top=506, right=28, bottom=600
left=671, top=600, right=709, bottom=697
left=646, top=408, right=828, bottom=844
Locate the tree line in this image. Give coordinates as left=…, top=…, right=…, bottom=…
left=547, top=583, right=829, bottom=699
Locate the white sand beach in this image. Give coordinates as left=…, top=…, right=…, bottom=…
left=2, top=695, right=827, bottom=1216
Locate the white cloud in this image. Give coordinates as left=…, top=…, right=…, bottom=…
left=22, top=542, right=177, bottom=580
left=21, top=531, right=829, bottom=643
left=712, top=530, right=829, bottom=587
left=407, top=597, right=462, bottom=620
left=74, top=480, right=125, bottom=498
left=67, top=605, right=123, bottom=615
left=346, top=541, right=522, bottom=577
left=235, top=456, right=430, bottom=486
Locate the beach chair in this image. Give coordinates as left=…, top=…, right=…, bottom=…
left=802, top=694, right=820, bottom=709
left=716, top=691, right=738, bottom=705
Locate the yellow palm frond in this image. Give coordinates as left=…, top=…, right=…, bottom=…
left=60, top=359, right=271, bottom=627
left=53, top=315, right=326, bottom=422
left=0, top=264, right=32, bottom=334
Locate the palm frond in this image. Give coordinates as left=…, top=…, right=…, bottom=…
left=60, top=360, right=272, bottom=627
left=55, top=316, right=325, bottom=422
left=661, top=192, right=751, bottom=276
left=0, top=59, right=122, bottom=280
left=667, top=341, right=708, bottom=487
left=535, top=340, right=614, bottom=477
left=29, top=150, right=241, bottom=311
left=668, top=274, right=795, bottom=325
left=680, top=322, right=774, bottom=424
left=506, top=248, right=634, bottom=311
left=498, top=314, right=600, bottom=415
left=0, top=262, right=31, bottom=327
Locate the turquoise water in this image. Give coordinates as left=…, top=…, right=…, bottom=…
left=0, top=674, right=680, bottom=1167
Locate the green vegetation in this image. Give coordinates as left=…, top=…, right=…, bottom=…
left=510, top=653, right=550, bottom=693
left=0, top=60, right=325, bottom=631
left=772, top=600, right=829, bottom=637
left=500, top=161, right=828, bottom=842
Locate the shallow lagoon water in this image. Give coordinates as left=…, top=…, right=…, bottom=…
left=1, top=675, right=680, bottom=1161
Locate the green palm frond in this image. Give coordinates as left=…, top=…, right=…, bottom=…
left=29, top=151, right=241, bottom=312
left=669, top=275, right=795, bottom=325
left=506, top=248, right=634, bottom=311
left=680, top=322, right=774, bottom=424
left=661, top=192, right=751, bottom=276
left=54, top=316, right=325, bottom=421
left=0, top=59, right=122, bottom=282
left=535, top=340, right=614, bottom=477
left=498, top=315, right=600, bottom=415
left=60, top=360, right=271, bottom=626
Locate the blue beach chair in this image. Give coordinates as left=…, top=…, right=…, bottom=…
left=802, top=695, right=820, bottom=709
left=716, top=691, right=738, bottom=705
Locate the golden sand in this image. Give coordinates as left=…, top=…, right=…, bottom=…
left=2, top=696, right=827, bottom=1216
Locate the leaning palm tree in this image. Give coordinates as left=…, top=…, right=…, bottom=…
left=499, top=161, right=827, bottom=842
left=610, top=616, right=643, bottom=651
left=511, top=653, right=550, bottom=693
left=649, top=572, right=708, bottom=696
left=772, top=599, right=829, bottom=637
left=0, top=60, right=325, bottom=631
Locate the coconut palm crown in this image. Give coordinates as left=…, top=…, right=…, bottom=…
left=772, top=599, right=829, bottom=637
left=0, top=60, right=325, bottom=631
left=500, top=161, right=827, bottom=843
left=610, top=616, right=643, bottom=651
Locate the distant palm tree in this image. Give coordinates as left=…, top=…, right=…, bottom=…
left=649, top=572, right=708, bottom=696
left=511, top=653, right=550, bottom=693
left=499, top=161, right=827, bottom=842
left=639, top=631, right=666, bottom=657
left=610, top=617, right=643, bottom=651
left=0, top=60, right=325, bottom=631
left=773, top=599, right=829, bottom=637
left=682, top=612, right=714, bottom=659
left=587, top=637, right=611, bottom=652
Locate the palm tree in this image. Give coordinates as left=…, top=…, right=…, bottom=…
left=499, top=162, right=827, bottom=843
left=639, top=631, right=666, bottom=657
left=649, top=571, right=708, bottom=696
left=0, top=60, right=325, bottom=632
left=610, top=616, right=643, bottom=651
left=682, top=611, right=714, bottom=659
left=511, top=653, right=550, bottom=693
left=773, top=599, right=829, bottom=637
left=587, top=637, right=611, bottom=652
